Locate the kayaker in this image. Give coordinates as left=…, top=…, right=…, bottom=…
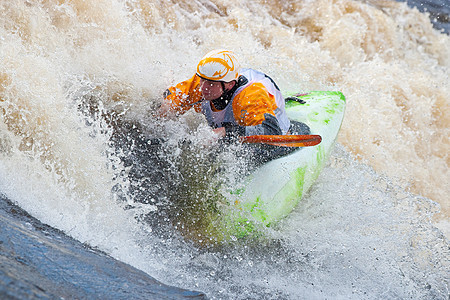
left=158, top=49, right=292, bottom=140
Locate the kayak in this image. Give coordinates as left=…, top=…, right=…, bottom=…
left=211, top=91, right=346, bottom=241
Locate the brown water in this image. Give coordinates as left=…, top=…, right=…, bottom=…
left=0, top=1, right=449, bottom=298
left=1, top=0, right=448, bottom=234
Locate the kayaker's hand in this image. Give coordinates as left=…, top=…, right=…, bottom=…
left=195, top=127, right=225, bottom=148
left=212, top=127, right=226, bottom=138
left=156, top=101, right=175, bottom=119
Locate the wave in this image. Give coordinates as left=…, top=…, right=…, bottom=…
left=0, top=0, right=449, bottom=298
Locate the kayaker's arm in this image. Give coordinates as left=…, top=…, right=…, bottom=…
left=243, top=113, right=282, bottom=136
left=158, top=74, right=203, bottom=118
left=229, top=82, right=284, bottom=136
left=222, top=113, right=282, bottom=138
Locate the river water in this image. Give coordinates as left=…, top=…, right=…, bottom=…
left=0, top=0, right=449, bottom=299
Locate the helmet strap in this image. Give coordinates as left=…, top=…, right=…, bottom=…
left=210, top=80, right=238, bottom=111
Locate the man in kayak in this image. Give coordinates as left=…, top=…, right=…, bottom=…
left=158, top=49, right=292, bottom=140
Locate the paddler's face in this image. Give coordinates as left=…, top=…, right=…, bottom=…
left=200, top=78, right=223, bottom=101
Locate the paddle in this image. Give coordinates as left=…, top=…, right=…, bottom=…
left=146, top=134, right=321, bottom=148
left=240, top=134, right=322, bottom=147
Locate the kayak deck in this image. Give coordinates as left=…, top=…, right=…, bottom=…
left=212, top=91, right=346, bottom=241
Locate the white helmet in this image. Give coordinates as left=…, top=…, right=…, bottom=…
left=196, top=49, right=240, bottom=82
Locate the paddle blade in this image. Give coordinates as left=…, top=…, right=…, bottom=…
left=240, top=134, right=322, bottom=147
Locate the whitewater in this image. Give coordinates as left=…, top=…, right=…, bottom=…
left=0, top=0, right=448, bottom=298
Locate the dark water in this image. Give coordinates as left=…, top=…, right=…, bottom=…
left=398, top=0, right=450, bottom=33
left=0, top=194, right=206, bottom=299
